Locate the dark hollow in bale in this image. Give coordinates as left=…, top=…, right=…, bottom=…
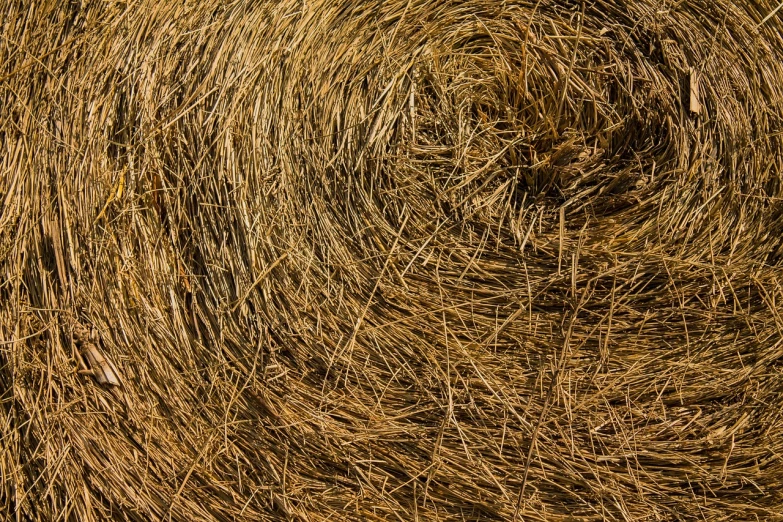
left=2, top=0, right=783, bottom=520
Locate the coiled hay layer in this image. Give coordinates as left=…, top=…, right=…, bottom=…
left=2, top=0, right=783, bottom=520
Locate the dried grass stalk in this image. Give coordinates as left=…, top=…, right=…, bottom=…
left=72, top=321, right=121, bottom=387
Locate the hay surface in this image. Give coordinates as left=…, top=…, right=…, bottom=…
left=2, top=0, right=783, bottom=520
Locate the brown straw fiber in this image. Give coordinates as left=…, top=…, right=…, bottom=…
left=3, top=0, right=783, bottom=520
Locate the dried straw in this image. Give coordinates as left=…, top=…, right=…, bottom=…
left=2, top=0, right=783, bottom=520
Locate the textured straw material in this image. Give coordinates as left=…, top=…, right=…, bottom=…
left=2, top=0, right=783, bottom=520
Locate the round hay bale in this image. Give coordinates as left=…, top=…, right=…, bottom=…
left=2, top=0, right=783, bottom=520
